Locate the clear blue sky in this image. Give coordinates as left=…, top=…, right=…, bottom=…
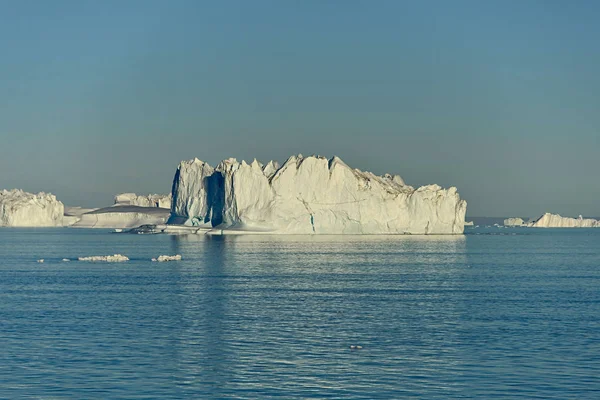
left=1, top=0, right=598, bottom=217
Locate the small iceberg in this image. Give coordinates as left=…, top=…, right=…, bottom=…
left=152, top=254, right=182, bottom=262
left=78, top=254, right=129, bottom=262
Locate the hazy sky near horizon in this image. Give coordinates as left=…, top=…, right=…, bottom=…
left=1, top=0, right=599, bottom=216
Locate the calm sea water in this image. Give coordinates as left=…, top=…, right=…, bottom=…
left=1, top=227, right=599, bottom=399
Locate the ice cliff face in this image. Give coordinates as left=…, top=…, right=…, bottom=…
left=0, top=189, right=64, bottom=227
left=528, top=213, right=599, bottom=228
left=170, top=155, right=467, bottom=234
left=114, top=193, right=171, bottom=209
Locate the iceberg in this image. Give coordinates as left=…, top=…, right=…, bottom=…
left=169, top=155, right=467, bottom=234
left=114, top=193, right=171, bottom=209
left=0, top=189, right=64, bottom=227
left=71, top=205, right=170, bottom=229
left=64, top=197, right=170, bottom=229
left=78, top=254, right=129, bottom=262
left=527, top=213, right=599, bottom=228
left=63, top=206, right=98, bottom=226
left=504, top=217, right=526, bottom=227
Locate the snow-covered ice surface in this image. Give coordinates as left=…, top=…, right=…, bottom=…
left=528, top=213, right=599, bottom=228
left=71, top=206, right=170, bottom=229
left=78, top=254, right=129, bottom=262
left=169, top=155, right=467, bottom=234
left=0, top=189, right=64, bottom=227
left=114, top=193, right=171, bottom=209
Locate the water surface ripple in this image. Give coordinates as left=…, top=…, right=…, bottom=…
left=1, top=228, right=599, bottom=398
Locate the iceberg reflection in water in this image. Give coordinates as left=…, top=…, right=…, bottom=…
left=168, top=234, right=469, bottom=398
left=1, top=229, right=599, bottom=398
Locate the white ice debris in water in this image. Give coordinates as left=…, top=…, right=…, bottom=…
left=114, top=193, right=172, bottom=209
left=527, top=213, right=600, bottom=228
left=0, top=189, right=64, bottom=227
left=169, top=155, right=467, bottom=234
left=78, top=254, right=130, bottom=262
left=152, top=255, right=182, bottom=262
left=37, top=259, right=44, bottom=263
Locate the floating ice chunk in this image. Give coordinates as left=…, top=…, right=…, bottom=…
left=152, top=254, right=182, bottom=262
left=78, top=254, right=129, bottom=262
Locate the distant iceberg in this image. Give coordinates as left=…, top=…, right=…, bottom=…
left=114, top=193, right=171, bottom=209
left=504, top=217, right=526, bottom=227
left=62, top=195, right=170, bottom=229
left=63, top=206, right=98, bottom=226
left=64, top=193, right=172, bottom=229
left=0, top=189, right=64, bottom=227
left=71, top=206, right=170, bottom=229
left=169, top=154, right=467, bottom=234
left=527, top=213, right=599, bottom=228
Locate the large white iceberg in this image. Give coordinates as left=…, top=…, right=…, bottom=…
left=0, top=189, right=64, bottom=227
left=114, top=193, right=171, bottom=209
left=169, top=155, right=467, bottom=234
left=528, top=213, right=599, bottom=228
